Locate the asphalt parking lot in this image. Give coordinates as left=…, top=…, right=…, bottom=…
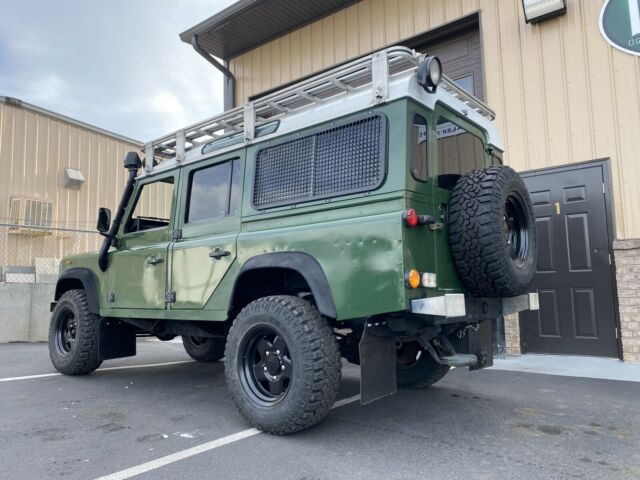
left=1, top=340, right=639, bottom=480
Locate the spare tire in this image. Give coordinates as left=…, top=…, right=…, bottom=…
left=448, top=166, right=537, bottom=297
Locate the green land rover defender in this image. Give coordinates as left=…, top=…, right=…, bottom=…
left=48, top=47, right=539, bottom=434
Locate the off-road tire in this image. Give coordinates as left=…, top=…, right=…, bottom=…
left=397, top=346, right=450, bottom=389
left=182, top=336, right=226, bottom=363
left=48, top=289, right=102, bottom=375
left=225, top=295, right=341, bottom=434
left=448, top=166, right=537, bottom=297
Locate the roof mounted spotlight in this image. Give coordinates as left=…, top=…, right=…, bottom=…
left=417, top=56, right=443, bottom=94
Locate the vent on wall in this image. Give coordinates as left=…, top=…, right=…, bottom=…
left=9, top=197, right=54, bottom=228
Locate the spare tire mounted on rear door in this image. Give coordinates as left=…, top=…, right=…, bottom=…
left=448, top=166, right=537, bottom=298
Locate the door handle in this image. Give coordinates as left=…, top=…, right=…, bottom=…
left=145, top=255, right=164, bottom=265
left=209, top=248, right=231, bottom=259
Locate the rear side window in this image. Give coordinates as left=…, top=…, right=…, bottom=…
left=436, top=116, right=486, bottom=176
left=252, top=114, right=387, bottom=209
left=186, top=159, right=240, bottom=223
left=411, top=114, right=428, bottom=181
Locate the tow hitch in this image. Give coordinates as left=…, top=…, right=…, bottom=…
left=417, top=333, right=478, bottom=368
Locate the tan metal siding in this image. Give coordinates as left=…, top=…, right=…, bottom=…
left=0, top=102, right=141, bottom=230
left=230, top=0, right=640, bottom=240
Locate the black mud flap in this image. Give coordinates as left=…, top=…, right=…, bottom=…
left=359, top=324, right=397, bottom=405
left=99, top=318, right=136, bottom=360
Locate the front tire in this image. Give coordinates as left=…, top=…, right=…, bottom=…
left=396, top=341, right=449, bottom=390
left=48, top=289, right=102, bottom=375
left=182, top=336, right=226, bottom=363
left=225, top=296, right=341, bottom=434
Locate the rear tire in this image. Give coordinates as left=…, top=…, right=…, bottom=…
left=448, top=166, right=537, bottom=297
left=48, top=289, right=102, bottom=375
left=225, top=295, right=341, bottom=434
left=182, top=336, right=226, bottom=363
left=396, top=341, right=449, bottom=390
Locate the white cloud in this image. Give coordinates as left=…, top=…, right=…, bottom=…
left=0, top=0, right=237, bottom=141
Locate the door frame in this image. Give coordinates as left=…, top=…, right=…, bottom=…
left=518, top=158, right=622, bottom=359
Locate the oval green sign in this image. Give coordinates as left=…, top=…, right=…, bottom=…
left=600, top=0, right=640, bottom=55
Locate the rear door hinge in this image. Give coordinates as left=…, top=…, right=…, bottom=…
left=165, top=291, right=176, bottom=304
left=172, top=229, right=182, bottom=241
left=107, top=292, right=116, bottom=303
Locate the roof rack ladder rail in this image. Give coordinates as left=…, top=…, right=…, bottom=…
left=440, top=75, right=496, bottom=120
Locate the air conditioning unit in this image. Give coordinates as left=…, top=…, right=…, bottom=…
left=8, top=196, right=55, bottom=234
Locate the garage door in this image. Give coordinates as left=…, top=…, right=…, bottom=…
left=415, top=29, right=484, bottom=99
left=520, top=162, right=619, bottom=357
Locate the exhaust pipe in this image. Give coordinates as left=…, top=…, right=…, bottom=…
left=98, top=152, right=142, bottom=272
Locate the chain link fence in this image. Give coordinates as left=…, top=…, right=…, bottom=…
left=0, top=222, right=101, bottom=283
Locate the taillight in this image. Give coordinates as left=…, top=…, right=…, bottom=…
left=403, top=208, right=419, bottom=228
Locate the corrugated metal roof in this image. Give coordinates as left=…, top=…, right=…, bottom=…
left=179, top=0, right=358, bottom=59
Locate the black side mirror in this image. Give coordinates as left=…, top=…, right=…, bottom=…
left=97, top=207, right=112, bottom=234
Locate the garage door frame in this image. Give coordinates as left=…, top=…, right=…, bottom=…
left=518, top=158, right=622, bottom=359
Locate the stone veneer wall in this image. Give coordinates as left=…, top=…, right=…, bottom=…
left=504, top=313, right=521, bottom=356
left=614, top=239, right=640, bottom=363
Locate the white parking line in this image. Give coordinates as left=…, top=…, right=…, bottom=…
left=0, top=360, right=194, bottom=383
left=94, top=394, right=362, bottom=480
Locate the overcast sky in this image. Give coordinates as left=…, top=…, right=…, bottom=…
left=0, top=0, right=236, bottom=141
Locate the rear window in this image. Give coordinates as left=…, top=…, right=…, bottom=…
left=252, top=114, right=387, bottom=209
left=436, top=116, right=486, bottom=176
left=411, top=114, right=429, bottom=181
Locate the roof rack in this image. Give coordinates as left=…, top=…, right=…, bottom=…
left=143, top=46, right=495, bottom=174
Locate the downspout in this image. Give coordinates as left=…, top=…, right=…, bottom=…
left=191, top=34, right=236, bottom=110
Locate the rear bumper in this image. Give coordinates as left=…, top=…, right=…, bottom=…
left=410, top=292, right=539, bottom=322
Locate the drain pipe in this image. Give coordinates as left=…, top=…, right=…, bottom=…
left=191, top=35, right=235, bottom=110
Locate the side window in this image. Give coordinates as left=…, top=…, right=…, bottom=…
left=436, top=116, right=486, bottom=176
left=411, top=114, right=429, bottom=181
left=125, top=177, right=174, bottom=233
left=252, top=114, right=386, bottom=209
left=186, top=159, right=240, bottom=223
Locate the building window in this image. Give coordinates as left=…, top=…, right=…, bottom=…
left=411, top=114, right=429, bottom=181
left=453, top=74, right=474, bottom=95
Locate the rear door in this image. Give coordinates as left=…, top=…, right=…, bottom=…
left=431, top=108, right=490, bottom=292
left=169, top=152, right=243, bottom=309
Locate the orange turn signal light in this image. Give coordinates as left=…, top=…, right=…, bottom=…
left=405, top=269, right=421, bottom=289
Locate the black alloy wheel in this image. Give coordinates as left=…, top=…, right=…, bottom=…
left=239, top=326, right=292, bottom=406
left=54, top=308, right=77, bottom=355
left=504, top=191, right=531, bottom=266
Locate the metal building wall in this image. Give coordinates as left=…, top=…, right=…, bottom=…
left=0, top=99, right=152, bottom=271
left=229, top=0, right=640, bottom=240
left=0, top=100, right=142, bottom=230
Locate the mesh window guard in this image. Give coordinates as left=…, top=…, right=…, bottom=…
left=253, top=114, right=386, bottom=209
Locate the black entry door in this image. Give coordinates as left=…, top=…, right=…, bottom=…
left=521, top=162, right=619, bottom=357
